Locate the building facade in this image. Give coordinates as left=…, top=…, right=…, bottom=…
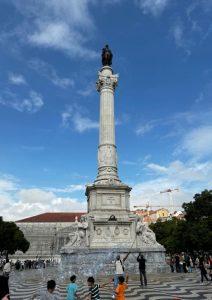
left=15, top=212, right=85, bottom=260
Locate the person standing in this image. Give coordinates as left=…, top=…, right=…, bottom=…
left=115, top=275, right=128, bottom=300
left=32, top=280, right=60, bottom=299
left=137, top=253, right=147, bottom=286
left=169, top=256, right=175, bottom=273
left=3, top=259, right=11, bottom=278
left=199, top=257, right=209, bottom=284
left=86, top=276, right=111, bottom=300
left=114, top=252, right=130, bottom=289
left=175, top=254, right=180, bottom=273
left=66, top=275, right=78, bottom=300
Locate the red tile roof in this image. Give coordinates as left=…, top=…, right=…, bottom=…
left=16, top=212, right=86, bottom=223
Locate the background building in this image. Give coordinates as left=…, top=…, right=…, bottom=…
left=15, top=212, right=85, bottom=260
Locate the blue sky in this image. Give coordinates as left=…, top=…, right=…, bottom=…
left=0, top=0, right=212, bottom=220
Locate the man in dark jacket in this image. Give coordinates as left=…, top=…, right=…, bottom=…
left=137, top=253, right=147, bottom=286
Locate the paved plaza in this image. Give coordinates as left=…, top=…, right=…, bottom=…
left=6, top=268, right=212, bottom=300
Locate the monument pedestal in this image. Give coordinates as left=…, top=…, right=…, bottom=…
left=86, top=183, right=137, bottom=249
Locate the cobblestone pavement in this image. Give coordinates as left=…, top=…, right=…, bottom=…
left=6, top=268, right=212, bottom=300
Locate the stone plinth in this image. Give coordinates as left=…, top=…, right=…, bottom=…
left=61, top=248, right=168, bottom=278
left=86, top=183, right=131, bottom=213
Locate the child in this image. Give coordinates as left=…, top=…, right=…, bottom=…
left=115, top=275, right=128, bottom=300
left=32, top=280, right=59, bottom=299
left=86, top=276, right=112, bottom=300
left=66, top=275, right=78, bottom=300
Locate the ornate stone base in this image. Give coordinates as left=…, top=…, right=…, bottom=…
left=60, top=248, right=168, bottom=278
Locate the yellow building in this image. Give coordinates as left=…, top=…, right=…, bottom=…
left=156, top=208, right=169, bottom=219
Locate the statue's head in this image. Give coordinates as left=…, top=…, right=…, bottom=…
left=105, top=44, right=109, bottom=49
left=116, top=255, right=120, bottom=260
left=80, top=216, right=86, bottom=222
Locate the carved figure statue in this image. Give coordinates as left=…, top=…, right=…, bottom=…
left=102, top=45, right=113, bottom=66
left=63, top=216, right=89, bottom=249
left=136, top=218, right=159, bottom=246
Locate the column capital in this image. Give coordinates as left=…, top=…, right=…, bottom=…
left=96, top=72, right=118, bottom=92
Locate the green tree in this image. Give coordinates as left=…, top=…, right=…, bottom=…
left=0, top=217, right=30, bottom=258
left=182, top=189, right=212, bottom=222
left=150, top=190, right=212, bottom=253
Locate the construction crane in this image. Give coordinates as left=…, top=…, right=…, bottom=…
left=160, top=188, right=179, bottom=212
left=133, top=188, right=180, bottom=215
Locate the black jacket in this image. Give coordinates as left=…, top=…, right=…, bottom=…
left=137, top=256, right=146, bottom=270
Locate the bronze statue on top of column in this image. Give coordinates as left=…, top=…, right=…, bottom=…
left=101, top=45, right=113, bottom=66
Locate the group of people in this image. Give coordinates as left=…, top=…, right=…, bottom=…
left=31, top=252, right=147, bottom=300
left=14, top=259, right=52, bottom=270
left=169, top=252, right=212, bottom=283
left=32, top=275, right=128, bottom=300
left=0, top=252, right=147, bottom=300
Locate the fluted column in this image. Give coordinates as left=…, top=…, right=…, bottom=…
left=95, top=66, right=120, bottom=184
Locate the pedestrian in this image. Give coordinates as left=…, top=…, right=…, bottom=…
left=169, top=256, right=174, bottom=273
left=115, top=275, right=128, bottom=300
left=32, top=280, right=60, bottom=299
left=189, top=256, right=193, bottom=273
left=66, top=275, right=78, bottom=300
left=199, top=257, right=209, bottom=284
left=0, top=275, right=10, bottom=300
left=175, top=254, right=180, bottom=273
left=86, top=276, right=111, bottom=300
left=3, top=259, right=10, bottom=278
left=137, top=253, right=147, bottom=286
left=114, top=252, right=130, bottom=289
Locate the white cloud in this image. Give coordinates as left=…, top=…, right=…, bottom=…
left=73, top=113, right=99, bottom=133
left=0, top=175, right=86, bottom=221
left=172, top=23, right=184, bottom=47
left=135, top=0, right=170, bottom=16
left=0, top=90, right=44, bottom=113
left=180, top=126, right=212, bottom=159
left=147, top=163, right=167, bottom=173
left=19, top=188, right=55, bottom=204
left=131, top=159, right=212, bottom=209
left=78, top=82, right=94, bottom=97
left=29, top=59, right=74, bottom=88
left=47, top=185, right=85, bottom=193
left=171, top=22, right=191, bottom=55
left=136, top=120, right=156, bottom=136
left=8, top=73, right=26, bottom=85
left=0, top=177, right=17, bottom=191
left=61, top=106, right=98, bottom=133
left=12, top=1, right=97, bottom=59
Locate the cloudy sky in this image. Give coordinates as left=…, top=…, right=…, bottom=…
left=0, top=0, right=212, bottom=220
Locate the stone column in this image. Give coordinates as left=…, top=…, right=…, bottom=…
left=95, top=66, right=120, bottom=184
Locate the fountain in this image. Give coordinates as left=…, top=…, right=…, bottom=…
left=60, top=45, right=167, bottom=276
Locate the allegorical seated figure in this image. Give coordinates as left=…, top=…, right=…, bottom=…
left=136, top=217, right=159, bottom=246
left=63, top=216, right=89, bottom=249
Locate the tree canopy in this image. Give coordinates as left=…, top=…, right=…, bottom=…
left=0, top=217, right=30, bottom=258
left=150, top=190, right=212, bottom=253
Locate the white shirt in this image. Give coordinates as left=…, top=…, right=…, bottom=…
left=3, top=262, right=11, bottom=273
left=115, top=260, right=124, bottom=275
